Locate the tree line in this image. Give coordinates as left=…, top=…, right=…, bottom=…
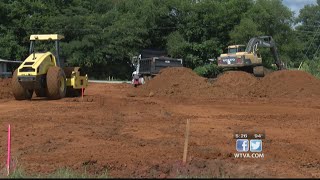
left=0, top=0, right=319, bottom=79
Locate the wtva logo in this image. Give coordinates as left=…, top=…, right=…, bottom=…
left=236, top=139, right=262, bottom=152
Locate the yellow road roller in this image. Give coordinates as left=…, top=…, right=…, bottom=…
left=12, top=34, right=88, bottom=100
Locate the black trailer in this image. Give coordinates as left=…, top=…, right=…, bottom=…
left=138, top=57, right=183, bottom=78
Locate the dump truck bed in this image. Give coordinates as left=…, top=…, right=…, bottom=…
left=139, top=57, right=183, bottom=75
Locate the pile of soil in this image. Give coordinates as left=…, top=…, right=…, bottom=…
left=138, top=67, right=208, bottom=97
left=207, top=71, right=258, bottom=98
left=215, top=71, right=258, bottom=87
left=251, top=70, right=320, bottom=98
left=0, top=78, right=13, bottom=99
left=137, top=67, right=320, bottom=99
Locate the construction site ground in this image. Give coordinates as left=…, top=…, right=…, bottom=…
left=0, top=68, right=319, bottom=178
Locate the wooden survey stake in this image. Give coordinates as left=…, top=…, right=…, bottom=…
left=183, top=119, right=190, bottom=164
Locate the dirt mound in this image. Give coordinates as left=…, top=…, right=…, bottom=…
left=215, top=71, right=258, bottom=87
left=138, top=67, right=208, bottom=97
left=137, top=69, right=260, bottom=98
left=251, top=70, right=320, bottom=98
left=206, top=71, right=258, bottom=98
left=0, top=78, right=13, bottom=99
left=135, top=68, right=320, bottom=99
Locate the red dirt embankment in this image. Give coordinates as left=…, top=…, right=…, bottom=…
left=138, top=67, right=320, bottom=99
left=0, top=78, right=12, bottom=99
left=208, top=71, right=258, bottom=98
left=2, top=67, right=320, bottom=100
left=251, top=70, right=320, bottom=98
left=139, top=67, right=208, bottom=97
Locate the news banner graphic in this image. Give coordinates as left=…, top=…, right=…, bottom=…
left=233, top=131, right=265, bottom=158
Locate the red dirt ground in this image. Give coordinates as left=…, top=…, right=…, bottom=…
left=0, top=78, right=13, bottom=99
left=0, top=68, right=319, bottom=178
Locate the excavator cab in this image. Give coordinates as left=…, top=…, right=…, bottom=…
left=227, top=45, right=246, bottom=54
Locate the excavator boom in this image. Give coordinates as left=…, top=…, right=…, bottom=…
left=245, top=36, right=284, bottom=70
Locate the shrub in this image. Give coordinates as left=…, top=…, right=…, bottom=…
left=194, top=63, right=222, bottom=78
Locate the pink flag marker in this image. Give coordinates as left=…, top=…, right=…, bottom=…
left=7, top=124, right=11, bottom=176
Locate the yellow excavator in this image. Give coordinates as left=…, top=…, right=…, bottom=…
left=12, top=34, right=88, bottom=100
left=217, top=36, right=285, bottom=77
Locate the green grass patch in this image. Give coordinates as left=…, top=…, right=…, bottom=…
left=2, top=167, right=109, bottom=178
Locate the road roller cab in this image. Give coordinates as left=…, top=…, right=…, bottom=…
left=12, top=34, right=88, bottom=100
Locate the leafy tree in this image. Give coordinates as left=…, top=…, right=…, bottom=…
left=0, top=0, right=318, bottom=79
left=229, top=0, right=298, bottom=68
left=295, top=2, right=320, bottom=60
left=294, top=1, right=320, bottom=75
left=167, top=0, right=252, bottom=69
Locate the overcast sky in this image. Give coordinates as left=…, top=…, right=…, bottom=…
left=282, top=0, right=317, bottom=16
